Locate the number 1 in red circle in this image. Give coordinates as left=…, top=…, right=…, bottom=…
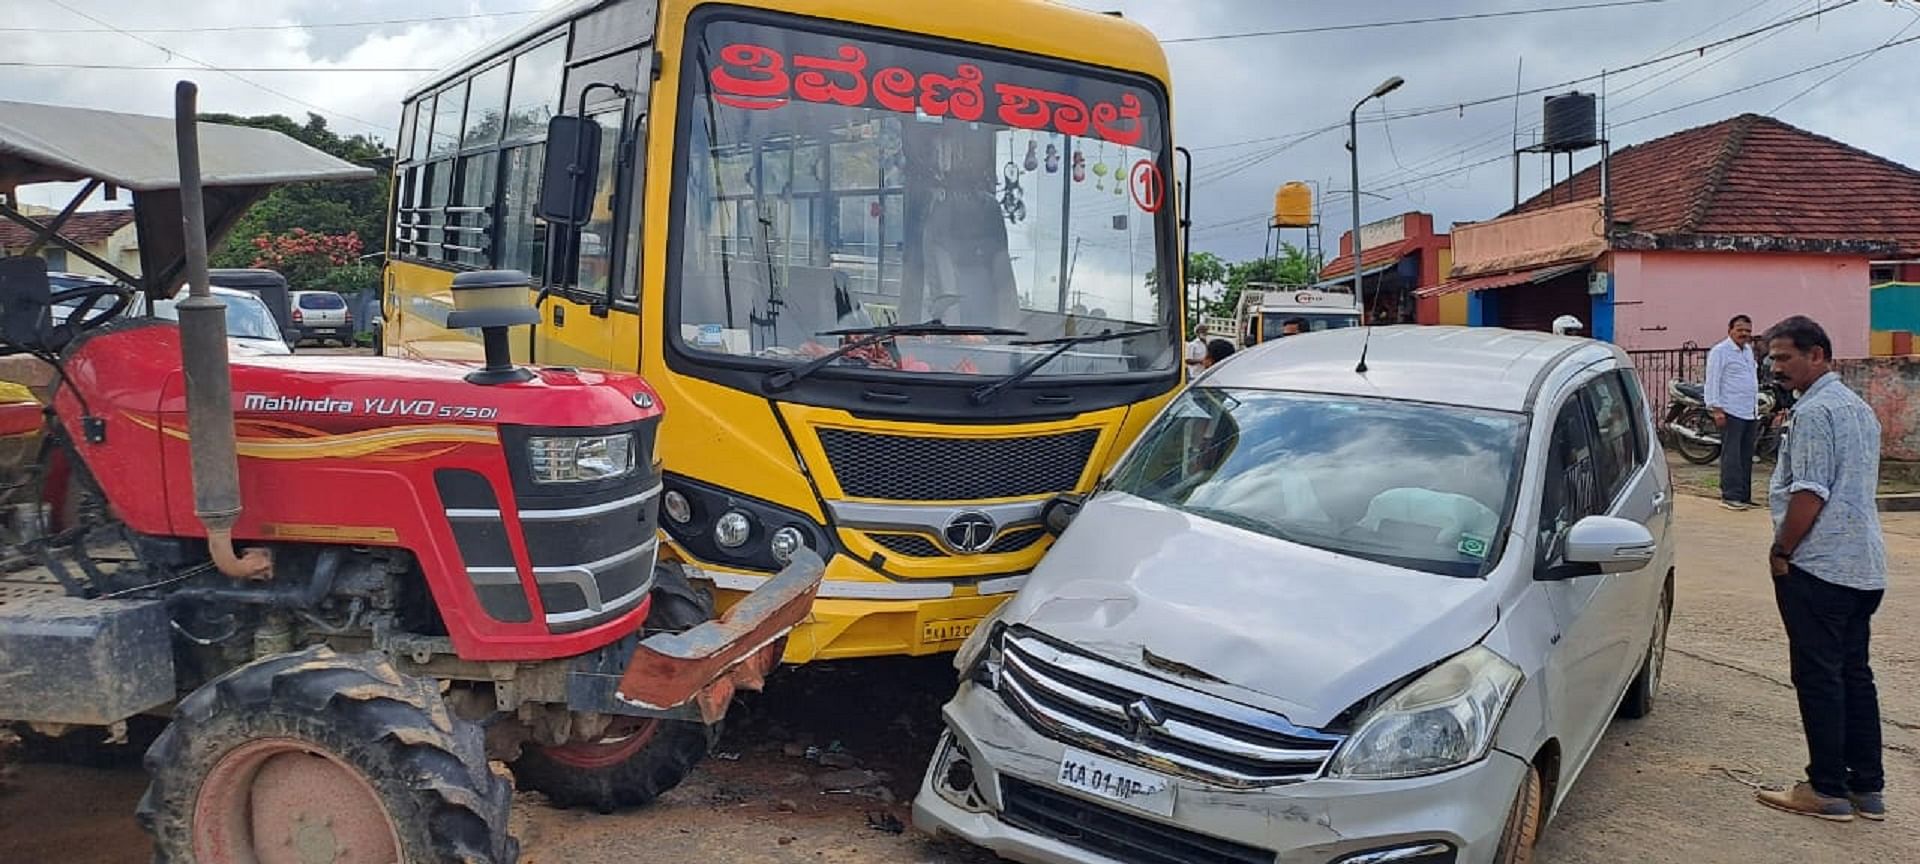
left=1130, top=159, right=1164, bottom=214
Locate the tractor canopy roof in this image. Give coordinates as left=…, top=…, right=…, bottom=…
left=0, top=98, right=375, bottom=302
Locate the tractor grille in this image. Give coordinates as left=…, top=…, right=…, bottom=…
left=869, top=527, right=1047, bottom=559
left=816, top=429, right=1099, bottom=501
left=999, top=776, right=1271, bottom=864
left=998, top=630, right=1343, bottom=788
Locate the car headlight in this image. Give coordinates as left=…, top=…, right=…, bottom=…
left=1327, top=645, right=1522, bottom=780
left=527, top=433, right=635, bottom=484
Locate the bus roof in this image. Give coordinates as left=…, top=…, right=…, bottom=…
left=405, top=0, right=603, bottom=101
left=404, top=0, right=1171, bottom=103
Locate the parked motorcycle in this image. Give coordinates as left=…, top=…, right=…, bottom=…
left=1664, top=378, right=1786, bottom=465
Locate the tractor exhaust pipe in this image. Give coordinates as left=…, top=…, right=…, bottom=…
left=175, top=81, right=270, bottom=581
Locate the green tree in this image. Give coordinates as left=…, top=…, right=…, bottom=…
left=204, top=113, right=391, bottom=277
left=1205, top=243, right=1322, bottom=320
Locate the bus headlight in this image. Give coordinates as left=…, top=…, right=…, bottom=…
left=714, top=511, right=753, bottom=549
left=527, top=433, right=635, bottom=484
left=769, top=526, right=806, bottom=564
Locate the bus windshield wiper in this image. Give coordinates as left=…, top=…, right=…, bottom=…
left=970, top=327, right=1163, bottom=406
left=762, top=320, right=1026, bottom=392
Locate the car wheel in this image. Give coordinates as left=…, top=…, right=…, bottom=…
left=1619, top=578, right=1672, bottom=719
left=1493, top=763, right=1543, bottom=864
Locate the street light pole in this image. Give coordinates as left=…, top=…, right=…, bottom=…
left=1349, top=75, right=1404, bottom=323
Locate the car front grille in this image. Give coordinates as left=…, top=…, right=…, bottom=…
left=998, top=630, right=1343, bottom=788
left=999, top=776, right=1271, bottom=864
left=816, top=428, right=1098, bottom=501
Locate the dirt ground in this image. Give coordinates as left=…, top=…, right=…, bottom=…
left=4, top=481, right=1917, bottom=864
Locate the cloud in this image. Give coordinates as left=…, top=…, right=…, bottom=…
left=6, top=0, right=1916, bottom=260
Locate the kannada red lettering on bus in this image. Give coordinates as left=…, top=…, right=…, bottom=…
left=793, top=44, right=869, bottom=107
left=709, top=41, right=1145, bottom=144
left=918, top=64, right=986, bottom=122
left=710, top=44, right=790, bottom=110
left=1092, top=93, right=1144, bottom=147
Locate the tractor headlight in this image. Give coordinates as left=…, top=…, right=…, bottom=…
left=527, top=433, right=636, bottom=484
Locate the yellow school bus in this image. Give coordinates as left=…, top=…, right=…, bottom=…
left=383, top=0, right=1186, bottom=662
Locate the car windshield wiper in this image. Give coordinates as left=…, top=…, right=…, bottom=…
left=970, top=327, right=1163, bottom=405
left=761, top=320, right=1026, bottom=392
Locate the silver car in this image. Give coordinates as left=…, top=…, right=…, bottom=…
left=915, top=326, right=1675, bottom=864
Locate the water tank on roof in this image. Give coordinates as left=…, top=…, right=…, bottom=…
left=1542, top=91, right=1598, bottom=152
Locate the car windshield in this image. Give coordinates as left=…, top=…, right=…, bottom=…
left=154, top=293, right=283, bottom=342
left=673, top=15, right=1177, bottom=378
left=1106, top=388, right=1528, bottom=577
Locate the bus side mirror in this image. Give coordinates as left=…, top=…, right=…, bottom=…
left=538, top=115, right=603, bottom=225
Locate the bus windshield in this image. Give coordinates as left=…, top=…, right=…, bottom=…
left=673, top=15, right=1178, bottom=379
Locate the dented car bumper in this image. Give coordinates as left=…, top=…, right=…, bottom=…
left=614, top=550, right=824, bottom=724
left=914, top=680, right=1530, bottom=864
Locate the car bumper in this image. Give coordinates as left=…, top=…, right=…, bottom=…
left=914, top=681, right=1530, bottom=864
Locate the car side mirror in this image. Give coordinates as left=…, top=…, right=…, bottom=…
left=1041, top=493, right=1084, bottom=536
left=1540, top=515, right=1656, bottom=580
left=538, top=115, right=602, bottom=225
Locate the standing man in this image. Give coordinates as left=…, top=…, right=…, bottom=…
left=1756, top=316, right=1887, bottom=823
left=1186, top=323, right=1210, bottom=375
left=1706, top=314, right=1760, bottom=510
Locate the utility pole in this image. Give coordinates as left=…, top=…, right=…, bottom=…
left=1349, top=75, right=1404, bottom=322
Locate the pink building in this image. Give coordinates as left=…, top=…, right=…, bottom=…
left=1422, top=114, right=1920, bottom=358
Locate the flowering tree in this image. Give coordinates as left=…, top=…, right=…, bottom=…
left=248, top=229, right=364, bottom=287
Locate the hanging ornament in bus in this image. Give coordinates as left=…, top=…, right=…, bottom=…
left=708, top=42, right=1147, bottom=146
left=1000, top=162, right=1028, bottom=224
left=1092, top=143, right=1110, bottom=191
left=1072, top=150, right=1086, bottom=183
left=1023, top=137, right=1040, bottom=173
left=1045, top=141, right=1060, bottom=174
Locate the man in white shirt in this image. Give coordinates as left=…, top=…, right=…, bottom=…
left=1705, top=314, right=1759, bottom=510
left=1186, top=323, right=1210, bottom=375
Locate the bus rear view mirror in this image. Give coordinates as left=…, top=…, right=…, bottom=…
left=538, top=115, right=602, bottom=225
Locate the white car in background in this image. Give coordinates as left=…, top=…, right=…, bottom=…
left=48, top=274, right=291, bottom=356
left=151, top=286, right=293, bottom=356
left=290, top=289, right=352, bottom=346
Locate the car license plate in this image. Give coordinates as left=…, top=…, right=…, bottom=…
left=922, top=618, right=977, bottom=644
left=1057, top=747, right=1175, bottom=818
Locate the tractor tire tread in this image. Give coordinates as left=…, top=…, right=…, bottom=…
left=138, top=645, right=516, bottom=863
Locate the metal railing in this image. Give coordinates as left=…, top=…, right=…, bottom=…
left=1627, top=346, right=1706, bottom=421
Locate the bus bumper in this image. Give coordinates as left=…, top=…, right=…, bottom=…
left=684, top=557, right=1022, bottom=663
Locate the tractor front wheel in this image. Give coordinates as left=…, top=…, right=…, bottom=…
left=509, top=563, right=721, bottom=813
left=139, top=646, right=516, bottom=864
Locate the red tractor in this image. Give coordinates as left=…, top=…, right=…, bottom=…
left=0, top=86, right=822, bottom=862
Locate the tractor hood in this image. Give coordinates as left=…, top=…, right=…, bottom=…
left=66, top=322, right=660, bottom=432
left=990, top=493, right=1500, bottom=729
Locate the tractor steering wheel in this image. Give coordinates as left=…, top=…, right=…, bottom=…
left=44, top=281, right=133, bottom=347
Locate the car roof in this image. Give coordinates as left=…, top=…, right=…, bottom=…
left=1201, top=325, right=1620, bottom=413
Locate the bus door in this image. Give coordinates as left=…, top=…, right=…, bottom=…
left=534, top=48, right=647, bottom=371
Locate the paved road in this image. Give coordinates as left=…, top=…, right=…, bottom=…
left=4, top=492, right=1915, bottom=863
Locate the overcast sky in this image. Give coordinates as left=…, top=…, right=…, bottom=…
left=5, top=0, right=1917, bottom=264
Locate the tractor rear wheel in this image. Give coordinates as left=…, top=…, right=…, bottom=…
left=509, top=563, right=721, bottom=813
left=139, top=646, right=516, bottom=864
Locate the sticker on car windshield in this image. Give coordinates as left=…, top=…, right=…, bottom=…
left=1458, top=533, right=1491, bottom=560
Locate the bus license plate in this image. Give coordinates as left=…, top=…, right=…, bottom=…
left=1057, top=747, right=1175, bottom=818
left=922, top=619, right=977, bottom=644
